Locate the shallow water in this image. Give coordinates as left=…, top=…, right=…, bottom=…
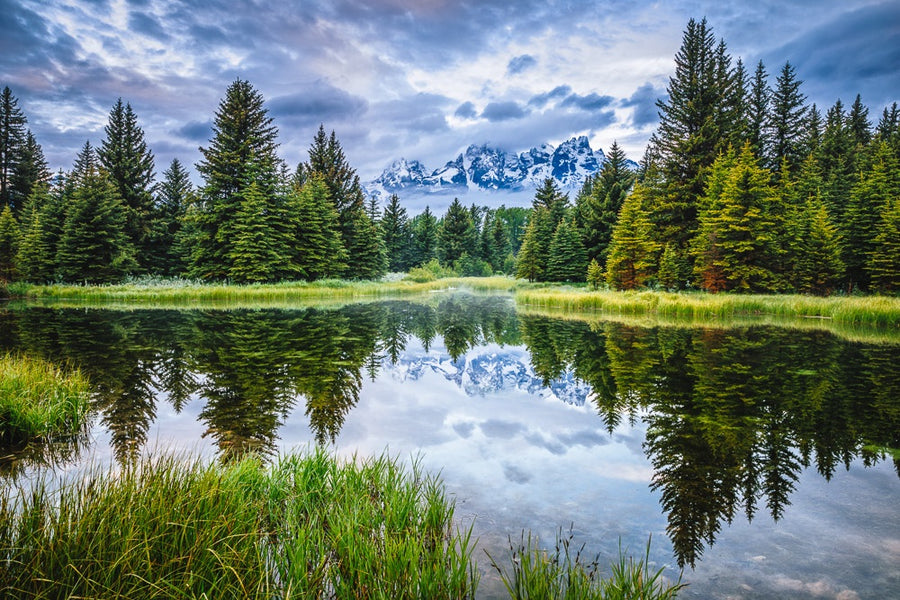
left=2, top=294, right=898, bottom=599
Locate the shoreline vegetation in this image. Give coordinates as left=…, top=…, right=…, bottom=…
left=0, top=449, right=684, bottom=600
left=5, top=276, right=899, bottom=328
left=0, top=353, right=91, bottom=446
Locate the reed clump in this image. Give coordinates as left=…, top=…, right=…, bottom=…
left=0, top=449, right=478, bottom=599
left=516, top=288, right=900, bottom=328
left=0, top=354, right=92, bottom=445
left=487, top=530, right=684, bottom=600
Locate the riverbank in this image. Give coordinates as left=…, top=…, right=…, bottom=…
left=0, top=354, right=91, bottom=445
left=0, top=449, right=683, bottom=599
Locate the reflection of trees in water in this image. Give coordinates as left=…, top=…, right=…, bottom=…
left=520, top=316, right=900, bottom=568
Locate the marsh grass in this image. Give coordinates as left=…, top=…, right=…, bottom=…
left=0, top=449, right=479, bottom=599
left=0, top=354, right=92, bottom=446
left=515, top=288, right=900, bottom=328
left=11, top=276, right=519, bottom=307
left=486, top=530, right=684, bottom=600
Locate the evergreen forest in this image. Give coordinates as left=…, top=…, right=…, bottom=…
left=0, top=18, right=897, bottom=295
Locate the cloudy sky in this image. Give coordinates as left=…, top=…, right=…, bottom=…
left=3, top=0, right=898, bottom=190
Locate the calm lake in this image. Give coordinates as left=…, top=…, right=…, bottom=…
left=1, top=293, right=898, bottom=599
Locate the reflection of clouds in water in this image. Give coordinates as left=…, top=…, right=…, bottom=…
left=452, top=421, right=476, bottom=438
left=770, top=575, right=860, bottom=600
left=480, top=419, right=525, bottom=439
left=502, top=463, right=532, bottom=484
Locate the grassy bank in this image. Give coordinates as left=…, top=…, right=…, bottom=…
left=0, top=450, right=684, bottom=600
left=0, top=354, right=92, bottom=445
left=516, top=288, right=900, bottom=328
left=7, top=276, right=519, bottom=306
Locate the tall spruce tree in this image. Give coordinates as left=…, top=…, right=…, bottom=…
left=867, top=197, right=900, bottom=293
left=57, top=144, right=136, bottom=283
left=819, top=99, right=854, bottom=220
left=0, top=86, right=28, bottom=212
left=16, top=181, right=64, bottom=282
left=191, top=80, right=284, bottom=281
left=149, top=158, right=193, bottom=276
left=0, top=204, right=18, bottom=281
left=605, top=185, right=660, bottom=290
left=767, top=62, right=807, bottom=175
left=575, top=142, right=635, bottom=266
left=409, top=206, right=438, bottom=267
left=381, top=194, right=411, bottom=272
left=344, top=206, right=386, bottom=279
left=747, top=61, right=770, bottom=159
left=290, top=173, right=347, bottom=280
left=547, top=217, right=587, bottom=282
left=515, top=218, right=544, bottom=283
left=438, top=198, right=476, bottom=266
left=98, top=99, right=156, bottom=270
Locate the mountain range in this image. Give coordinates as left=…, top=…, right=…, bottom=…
left=365, top=136, right=625, bottom=201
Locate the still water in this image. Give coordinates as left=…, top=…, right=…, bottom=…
left=1, top=293, right=898, bottom=599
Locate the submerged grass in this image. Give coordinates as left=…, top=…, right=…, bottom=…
left=0, top=449, right=478, bottom=599
left=0, top=354, right=92, bottom=445
left=515, top=288, right=900, bottom=328
left=487, top=529, right=684, bottom=600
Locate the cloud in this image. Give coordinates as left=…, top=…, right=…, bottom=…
left=176, top=120, right=213, bottom=142
left=560, top=92, right=614, bottom=112
left=454, top=101, right=478, bottom=119
left=507, top=54, right=537, bottom=75
left=528, top=85, right=572, bottom=108
left=128, top=11, right=170, bottom=41
left=269, top=83, right=368, bottom=126
left=481, top=101, right=528, bottom=122
left=622, top=82, right=663, bottom=128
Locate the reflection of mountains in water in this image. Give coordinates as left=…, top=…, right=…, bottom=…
left=387, top=349, right=591, bottom=406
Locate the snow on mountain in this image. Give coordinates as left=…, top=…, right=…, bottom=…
left=387, top=348, right=592, bottom=407
left=366, top=136, right=614, bottom=202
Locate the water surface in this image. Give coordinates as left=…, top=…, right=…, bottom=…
left=1, top=294, right=898, bottom=599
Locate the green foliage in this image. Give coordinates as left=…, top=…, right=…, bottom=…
left=657, top=242, right=690, bottom=291
left=868, top=197, right=900, bottom=293
left=0, top=353, right=91, bottom=444
left=226, top=179, right=288, bottom=283
left=98, top=98, right=156, bottom=270
left=149, top=158, right=193, bottom=276
left=0, top=86, right=29, bottom=212
left=344, top=206, right=387, bottom=279
left=515, top=218, right=544, bottom=282
left=606, top=185, right=660, bottom=290
left=409, top=205, right=439, bottom=267
left=290, top=173, right=348, bottom=280
left=547, top=217, right=587, bottom=282
left=438, top=198, right=476, bottom=265
left=586, top=258, right=603, bottom=290
left=15, top=184, right=60, bottom=283
left=56, top=145, right=137, bottom=284
left=767, top=62, right=807, bottom=174
left=382, top=194, right=411, bottom=271
left=576, top=142, right=635, bottom=266
left=0, top=203, right=18, bottom=281
left=790, top=196, right=845, bottom=295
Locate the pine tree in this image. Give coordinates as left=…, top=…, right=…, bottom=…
left=290, top=173, right=347, bottom=280
left=226, top=178, right=285, bottom=283
left=605, top=185, right=660, bottom=290
left=547, top=217, right=587, bottom=282
left=98, top=99, right=156, bottom=270
left=0, top=86, right=28, bottom=212
left=819, top=99, right=854, bottom=220
left=410, top=206, right=438, bottom=267
left=10, top=130, right=49, bottom=210
left=690, top=145, right=780, bottom=292
left=487, top=211, right=510, bottom=272
left=148, top=158, right=193, bottom=276
left=790, top=195, right=844, bottom=295
left=867, top=197, right=900, bottom=293
left=799, top=104, right=823, bottom=160
left=847, top=94, right=871, bottom=149
left=191, top=80, right=284, bottom=280
left=767, top=62, right=807, bottom=175
left=344, top=206, right=386, bottom=279
left=586, top=258, right=603, bottom=290
left=15, top=184, right=58, bottom=282
left=515, top=218, right=544, bottom=283
left=381, top=194, right=411, bottom=272
left=438, top=198, right=476, bottom=266
left=747, top=61, right=770, bottom=159
left=657, top=242, right=689, bottom=291
left=56, top=148, right=136, bottom=283
left=0, top=204, right=18, bottom=281
left=576, top=142, right=635, bottom=266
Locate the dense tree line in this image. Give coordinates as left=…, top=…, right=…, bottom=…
left=510, top=18, right=898, bottom=294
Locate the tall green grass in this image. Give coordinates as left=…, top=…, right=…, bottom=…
left=0, top=449, right=478, bottom=599
left=10, top=276, right=519, bottom=307
left=516, top=288, right=900, bottom=328
left=0, top=354, right=92, bottom=445
left=487, top=530, right=684, bottom=600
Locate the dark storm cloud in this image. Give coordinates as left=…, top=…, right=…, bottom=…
left=622, top=82, right=664, bottom=127
left=507, top=54, right=538, bottom=75
left=761, top=2, right=900, bottom=108
left=454, top=101, right=478, bottom=119
left=560, top=92, right=614, bottom=112
left=528, top=85, right=572, bottom=108
left=482, top=101, right=528, bottom=122
left=269, top=83, right=368, bottom=126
